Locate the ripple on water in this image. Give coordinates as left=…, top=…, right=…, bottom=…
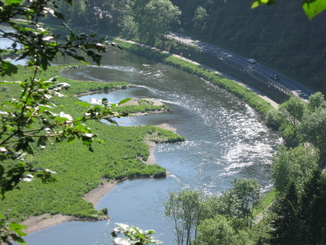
left=24, top=52, right=283, bottom=245
left=94, top=64, right=136, bottom=72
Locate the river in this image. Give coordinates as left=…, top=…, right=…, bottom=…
left=17, top=48, right=281, bottom=244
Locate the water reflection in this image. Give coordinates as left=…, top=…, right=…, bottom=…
left=20, top=48, right=281, bottom=244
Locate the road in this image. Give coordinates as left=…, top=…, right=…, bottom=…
left=166, top=32, right=315, bottom=101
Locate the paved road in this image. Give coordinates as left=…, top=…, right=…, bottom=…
left=166, top=32, right=315, bottom=101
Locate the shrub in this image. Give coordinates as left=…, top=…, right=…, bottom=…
left=266, top=109, right=286, bottom=130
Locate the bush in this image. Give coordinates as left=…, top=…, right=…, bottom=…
left=99, top=208, right=108, bottom=216
left=265, top=109, right=286, bottom=130
left=153, top=170, right=166, bottom=178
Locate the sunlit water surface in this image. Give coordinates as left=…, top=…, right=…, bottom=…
left=19, top=48, right=281, bottom=244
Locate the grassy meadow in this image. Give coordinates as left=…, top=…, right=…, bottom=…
left=0, top=64, right=185, bottom=221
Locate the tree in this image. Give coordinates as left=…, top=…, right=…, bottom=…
left=307, top=91, right=326, bottom=112
left=251, top=0, right=326, bottom=19
left=0, top=0, right=127, bottom=243
left=132, top=0, right=181, bottom=42
left=192, top=6, right=208, bottom=33
left=229, top=178, right=263, bottom=227
left=300, top=108, right=326, bottom=165
left=199, top=194, right=239, bottom=221
left=165, top=190, right=202, bottom=245
left=298, top=169, right=326, bottom=244
left=82, top=0, right=131, bottom=32
left=270, top=182, right=302, bottom=245
left=271, top=145, right=319, bottom=193
left=195, top=215, right=254, bottom=245
left=195, top=215, right=236, bottom=245
left=270, top=169, right=326, bottom=244
left=279, top=96, right=306, bottom=128
left=265, top=108, right=286, bottom=130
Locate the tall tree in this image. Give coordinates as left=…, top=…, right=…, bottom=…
left=82, top=0, right=132, bottom=32
left=307, top=92, right=326, bottom=112
left=271, top=145, right=319, bottom=193
left=229, top=178, right=263, bottom=227
left=192, top=6, right=208, bottom=33
left=195, top=215, right=254, bottom=245
left=300, top=108, right=326, bottom=165
left=132, top=0, right=181, bottom=42
left=270, top=182, right=302, bottom=245
left=165, top=190, right=202, bottom=245
left=279, top=96, right=306, bottom=128
left=299, top=169, right=326, bottom=244
left=270, top=169, right=326, bottom=245
left=195, top=215, right=236, bottom=245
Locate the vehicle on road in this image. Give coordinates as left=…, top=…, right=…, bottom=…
left=270, top=73, right=280, bottom=81
left=247, top=58, right=257, bottom=64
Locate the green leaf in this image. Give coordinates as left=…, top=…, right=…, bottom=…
left=5, top=125, right=15, bottom=131
left=251, top=0, right=274, bottom=8
left=303, top=0, right=326, bottom=19
left=75, top=101, right=91, bottom=107
left=75, top=124, right=90, bottom=133
left=5, top=0, right=22, bottom=4
left=8, top=222, right=27, bottom=237
left=119, top=98, right=132, bottom=105
left=0, top=61, right=18, bottom=76
left=0, top=165, right=4, bottom=178
left=69, top=32, right=75, bottom=41
left=54, top=11, right=65, bottom=20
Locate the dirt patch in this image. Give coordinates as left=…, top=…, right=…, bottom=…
left=82, top=180, right=117, bottom=207
left=21, top=214, right=74, bottom=234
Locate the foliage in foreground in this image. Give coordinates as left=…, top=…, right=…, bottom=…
left=251, top=0, right=326, bottom=20
left=112, top=223, right=162, bottom=245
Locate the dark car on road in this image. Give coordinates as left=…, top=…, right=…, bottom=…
left=270, top=73, right=280, bottom=81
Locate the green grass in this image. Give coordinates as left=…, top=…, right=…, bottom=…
left=0, top=64, right=184, bottom=222
left=253, top=188, right=278, bottom=217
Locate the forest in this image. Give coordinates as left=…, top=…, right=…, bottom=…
left=1, top=0, right=326, bottom=244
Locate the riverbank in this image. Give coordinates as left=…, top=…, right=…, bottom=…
left=19, top=98, right=176, bottom=234
left=20, top=122, right=176, bottom=235
left=21, top=180, right=117, bottom=234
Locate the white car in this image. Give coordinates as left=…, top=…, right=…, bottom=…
left=247, top=58, right=257, bottom=64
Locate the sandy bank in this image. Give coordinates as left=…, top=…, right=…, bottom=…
left=21, top=180, right=117, bottom=234
left=145, top=123, right=177, bottom=165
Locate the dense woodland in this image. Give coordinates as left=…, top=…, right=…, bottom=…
left=1, top=0, right=326, bottom=244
